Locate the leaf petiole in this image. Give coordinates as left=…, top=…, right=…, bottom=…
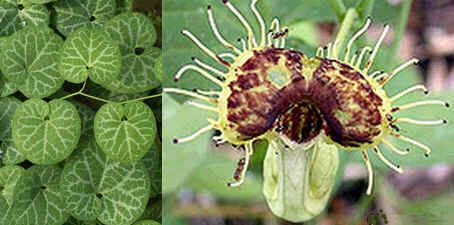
left=59, top=80, right=162, bottom=104
left=120, top=93, right=163, bottom=104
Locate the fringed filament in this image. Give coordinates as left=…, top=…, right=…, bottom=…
left=392, top=100, right=448, bottom=112
left=349, top=53, right=358, bottom=66
left=251, top=0, right=266, bottom=47
left=269, top=18, right=280, bottom=47
left=332, top=40, right=339, bottom=59
left=379, top=58, right=419, bottom=86
left=390, top=85, right=428, bottom=102
left=207, top=5, right=242, bottom=54
left=192, top=57, right=226, bottom=78
left=194, top=89, right=220, bottom=96
left=364, top=24, right=389, bottom=74
left=181, top=30, right=230, bottom=67
left=187, top=101, right=219, bottom=112
left=326, top=42, right=333, bottom=58
left=228, top=142, right=253, bottom=187
left=355, top=46, right=372, bottom=68
left=223, top=0, right=257, bottom=49
left=173, top=124, right=214, bottom=144
left=164, top=88, right=217, bottom=103
left=392, top=133, right=431, bottom=156
left=344, top=18, right=372, bottom=62
left=174, top=65, right=224, bottom=86
left=395, top=118, right=446, bottom=126
left=369, top=71, right=384, bottom=78
left=382, top=139, right=409, bottom=155
left=238, top=38, right=247, bottom=51
left=280, top=26, right=289, bottom=48
left=316, top=47, right=324, bottom=58
left=218, top=52, right=237, bottom=61
left=362, top=150, right=374, bottom=195
left=373, top=146, right=404, bottom=173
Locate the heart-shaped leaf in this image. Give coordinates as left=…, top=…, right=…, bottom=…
left=102, top=12, right=160, bottom=93
left=143, top=142, right=161, bottom=197
left=53, top=0, right=116, bottom=37
left=133, top=220, right=161, bottom=225
left=8, top=165, right=69, bottom=225
left=0, top=25, right=64, bottom=98
left=59, top=27, right=121, bottom=85
left=0, top=0, right=50, bottom=37
left=60, top=138, right=150, bottom=225
left=12, top=98, right=81, bottom=165
left=94, top=101, right=157, bottom=163
left=0, top=97, right=25, bottom=165
left=0, top=165, right=24, bottom=206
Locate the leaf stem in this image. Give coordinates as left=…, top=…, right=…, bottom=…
left=387, top=0, right=412, bottom=66
left=59, top=80, right=162, bottom=104
left=60, top=81, right=87, bottom=100
left=79, top=93, right=112, bottom=103
left=356, top=0, right=375, bottom=19
left=120, top=93, right=163, bottom=104
left=334, top=8, right=358, bottom=56
left=328, top=0, right=347, bottom=21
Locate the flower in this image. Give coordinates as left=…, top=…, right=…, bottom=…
left=164, top=0, right=449, bottom=197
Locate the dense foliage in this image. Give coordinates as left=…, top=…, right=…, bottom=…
left=0, top=0, right=162, bottom=225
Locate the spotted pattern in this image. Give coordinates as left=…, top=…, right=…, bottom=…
left=225, top=48, right=305, bottom=140
left=275, top=102, right=323, bottom=144
left=308, top=59, right=384, bottom=147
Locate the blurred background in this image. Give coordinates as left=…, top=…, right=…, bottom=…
left=163, top=0, right=454, bottom=224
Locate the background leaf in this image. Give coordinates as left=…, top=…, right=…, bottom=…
left=94, top=101, right=157, bottom=163
left=102, top=12, right=160, bottom=93
left=53, top=0, right=116, bottom=36
left=59, top=26, right=121, bottom=85
left=12, top=99, right=81, bottom=165
left=60, top=138, right=150, bottom=225
left=0, top=25, right=64, bottom=98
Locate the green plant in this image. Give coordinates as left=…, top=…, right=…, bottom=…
left=163, top=0, right=450, bottom=223
left=0, top=0, right=162, bottom=225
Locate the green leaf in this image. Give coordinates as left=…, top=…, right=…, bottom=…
left=0, top=25, right=64, bottom=98
left=0, top=97, right=25, bottom=165
left=0, top=165, right=24, bottom=206
left=94, top=101, right=157, bottom=163
left=133, top=220, right=161, bottom=225
left=0, top=0, right=50, bottom=37
left=0, top=139, right=25, bottom=165
left=186, top=151, right=264, bottom=202
left=0, top=96, right=20, bottom=141
left=162, top=94, right=213, bottom=194
left=102, top=12, right=160, bottom=93
left=0, top=73, right=16, bottom=97
left=53, top=0, right=117, bottom=37
left=10, top=165, right=69, bottom=225
left=59, top=27, right=121, bottom=85
left=12, top=98, right=81, bottom=165
left=143, top=142, right=161, bottom=197
left=60, top=138, right=150, bottom=225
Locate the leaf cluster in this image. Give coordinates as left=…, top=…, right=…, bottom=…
left=0, top=0, right=162, bottom=225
